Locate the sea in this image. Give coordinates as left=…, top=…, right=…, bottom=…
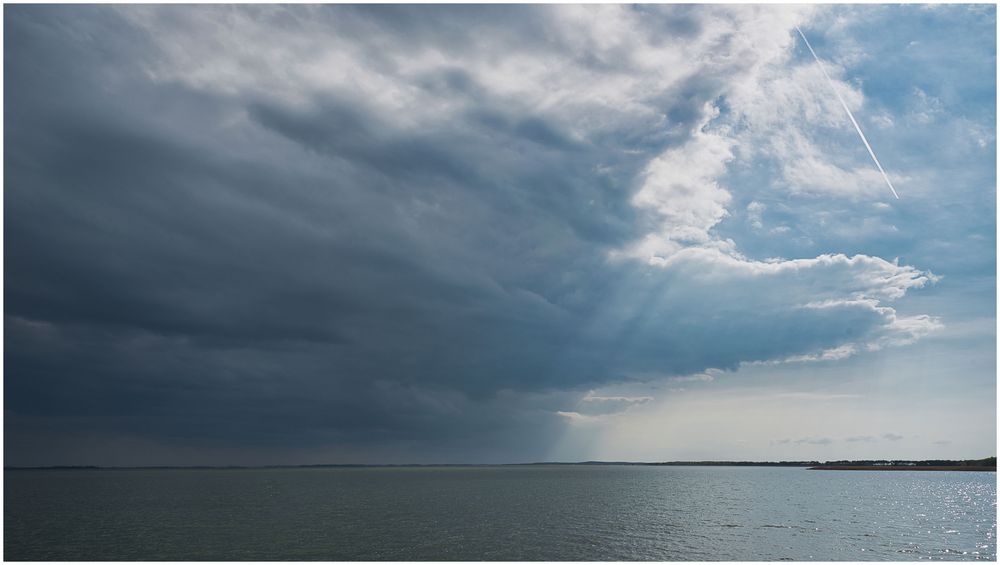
left=5, top=465, right=996, bottom=561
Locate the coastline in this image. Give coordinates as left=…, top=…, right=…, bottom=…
left=809, top=465, right=996, bottom=472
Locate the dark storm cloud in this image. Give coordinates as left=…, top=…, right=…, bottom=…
left=5, top=5, right=935, bottom=464
left=4, top=6, right=640, bottom=462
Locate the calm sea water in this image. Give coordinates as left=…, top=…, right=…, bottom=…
left=5, top=465, right=996, bottom=561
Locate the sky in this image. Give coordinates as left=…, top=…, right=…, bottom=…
left=4, top=4, right=996, bottom=466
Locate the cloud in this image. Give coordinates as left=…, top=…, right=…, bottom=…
left=882, top=433, right=905, bottom=442
left=668, top=370, right=720, bottom=383
left=796, top=437, right=834, bottom=445
left=564, top=392, right=654, bottom=420
left=4, top=5, right=957, bottom=464
left=746, top=201, right=766, bottom=230
left=771, top=437, right=834, bottom=446
left=776, top=393, right=862, bottom=402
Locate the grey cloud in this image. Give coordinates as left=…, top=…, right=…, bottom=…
left=5, top=5, right=938, bottom=464
left=883, top=433, right=905, bottom=442
left=573, top=395, right=653, bottom=417
left=793, top=437, right=835, bottom=445
left=771, top=437, right=837, bottom=447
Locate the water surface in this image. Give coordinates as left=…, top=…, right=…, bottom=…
left=5, top=465, right=996, bottom=560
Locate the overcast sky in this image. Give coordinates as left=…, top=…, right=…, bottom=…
left=5, top=5, right=996, bottom=466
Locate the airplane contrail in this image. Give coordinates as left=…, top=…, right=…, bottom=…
left=795, top=26, right=899, bottom=199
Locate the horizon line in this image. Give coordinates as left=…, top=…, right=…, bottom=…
left=6, top=457, right=995, bottom=471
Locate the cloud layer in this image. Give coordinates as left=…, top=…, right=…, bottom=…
left=5, top=5, right=980, bottom=465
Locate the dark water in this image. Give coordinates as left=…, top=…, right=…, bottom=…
left=5, top=465, right=996, bottom=561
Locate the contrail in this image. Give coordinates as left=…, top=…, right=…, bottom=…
left=795, top=26, right=899, bottom=199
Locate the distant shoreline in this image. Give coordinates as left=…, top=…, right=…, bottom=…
left=809, top=465, right=996, bottom=472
